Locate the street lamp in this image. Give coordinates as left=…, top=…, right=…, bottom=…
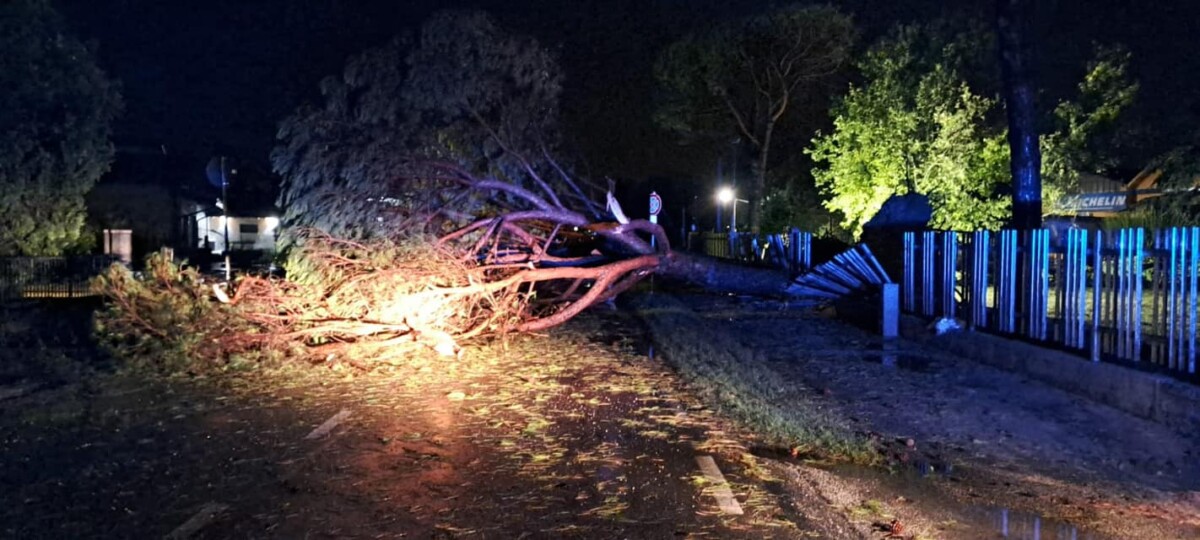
left=716, top=187, right=748, bottom=231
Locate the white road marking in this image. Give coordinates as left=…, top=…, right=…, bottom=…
left=164, top=501, right=229, bottom=539
left=695, top=455, right=744, bottom=515
left=305, top=408, right=351, bottom=440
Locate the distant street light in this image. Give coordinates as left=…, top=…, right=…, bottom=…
left=716, top=187, right=748, bottom=231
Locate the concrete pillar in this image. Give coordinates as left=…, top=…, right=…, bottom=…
left=881, top=283, right=900, bottom=338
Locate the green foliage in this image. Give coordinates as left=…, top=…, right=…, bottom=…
left=405, top=10, right=562, bottom=159
left=1104, top=192, right=1200, bottom=230
left=1043, top=46, right=1140, bottom=213
left=810, top=25, right=1138, bottom=236
left=759, top=182, right=846, bottom=240
left=655, top=4, right=854, bottom=230
left=1123, top=127, right=1200, bottom=227
left=809, top=26, right=1010, bottom=236
left=1149, top=143, right=1200, bottom=190
left=0, top=0, right=121, bottom=256
left=272, top=10, right=564, bottom=254
left=93, top=252, right=253, bottom=374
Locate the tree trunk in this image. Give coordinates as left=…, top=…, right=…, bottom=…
left=660, top=251, right=793, bottom=297
left=996, top=0, right=1042, bottom=230
left=749, top=122, right=775, bottom=234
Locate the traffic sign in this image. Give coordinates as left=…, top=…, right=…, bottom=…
left=649, top=192, right=662, bottom=216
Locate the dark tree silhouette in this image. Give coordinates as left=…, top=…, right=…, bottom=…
left=655, top=5, right=854, bottom=233
left=0, top=0, right=121, bottom=255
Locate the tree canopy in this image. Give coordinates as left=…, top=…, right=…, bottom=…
left=0, top=0, right=121, bottom=256
left=272, top=10, right=569, bottom=246
left=809, top=24, right=1136, bottom=236
left=655, top=4, right=854, bottom=232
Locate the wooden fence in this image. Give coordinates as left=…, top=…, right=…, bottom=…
left=0, top=256, right=119, bottom=302
left=903, top=227, right=1199, bottom=377
left=688, top=228, right=813, bottom=275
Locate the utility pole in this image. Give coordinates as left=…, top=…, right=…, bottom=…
left=222, top=156, right=231, bottom=282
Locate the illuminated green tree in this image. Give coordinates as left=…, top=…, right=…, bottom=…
left=810, top=25, right=1136, bottom=236
left=0, top=0, right=121, bottom=256
left=809, top=26, right=1009, bottom=236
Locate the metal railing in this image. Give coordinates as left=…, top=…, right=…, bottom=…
left=688, top=228, right=813, bottom=275
left=903, top=227, right=1199, bottom=377
left=0, top=256, right=119, bottom=302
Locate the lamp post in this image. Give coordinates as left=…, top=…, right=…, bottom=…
left=716, top=187, right=748, bottom=232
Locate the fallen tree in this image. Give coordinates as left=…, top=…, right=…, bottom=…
left=246, top=157, right=796, bottom=352
left=94, top=10, right=801, bottom=370
left=96, top=155, right=803, bottom=369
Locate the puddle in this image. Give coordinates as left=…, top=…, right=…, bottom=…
left=871, top=352, right=934, bottom=371
left=751, top=442, right=1104, bottom=539
left=588, top=318, right=652, bottom=352
left=822, top=462, right=1105, bottom=540
left=865, top=342, right=935, bottom=372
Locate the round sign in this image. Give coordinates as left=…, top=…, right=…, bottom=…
left=649, top=192, right=662, bottom=216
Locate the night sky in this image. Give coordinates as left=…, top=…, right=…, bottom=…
left=57, top=0, right=1200, bottom=195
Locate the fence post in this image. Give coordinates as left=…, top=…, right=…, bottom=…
left=903, top=232, right=915, bottom=313
left=1025, top=229, right=1050, bottom=341
left=921, top=231, right=936, bottom=317
left=998, top=230, right=1018, bottom=334
left=1133, top=228, right=1145, bottom=362
left=969, top=230, right=990, bottom=329
left=1063, top=229, right=1088, bottom=349
left=942, top=232, right=958, bottom=319
left=881, top=283, right=900, bottom=338
left=1188, top=228, right=1198, bottom=374
left=1091, top=230, right=1103, bottom=362
left=1168, top=228, right=1180, bottom=369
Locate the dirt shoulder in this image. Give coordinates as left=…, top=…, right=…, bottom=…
left=666, top=292, right=1200, bottom=540
left=0, top=305, right=844, bottom=539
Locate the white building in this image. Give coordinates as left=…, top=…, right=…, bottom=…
left=195, top=213, right=279, bottom=253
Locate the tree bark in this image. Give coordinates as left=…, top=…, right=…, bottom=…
left=660, top=251, right=794, bottom=297
left=749, top=121, right=775, bottom=234
left=996, top=0, right=1042, bottom=229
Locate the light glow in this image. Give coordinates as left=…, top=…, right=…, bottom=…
left=717, top=187, right=734, bottom=204
left=264, top=216, right=280, bottom=232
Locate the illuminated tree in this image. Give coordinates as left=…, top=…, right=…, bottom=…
left=0, top=0, right=121, bottom=256
left=810, top=25, right=1010, bottom=236
left=655, top=4, right=854, bottom=232
left=810, top=24, right=1136, bottom=236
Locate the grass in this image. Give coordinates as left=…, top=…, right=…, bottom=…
left=630, top=293, right=878, bottom=464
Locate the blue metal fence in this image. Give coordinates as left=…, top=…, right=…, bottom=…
left=903, top=227, right=1199, bottom=377
left=688, top=228, right=813, bottom=275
